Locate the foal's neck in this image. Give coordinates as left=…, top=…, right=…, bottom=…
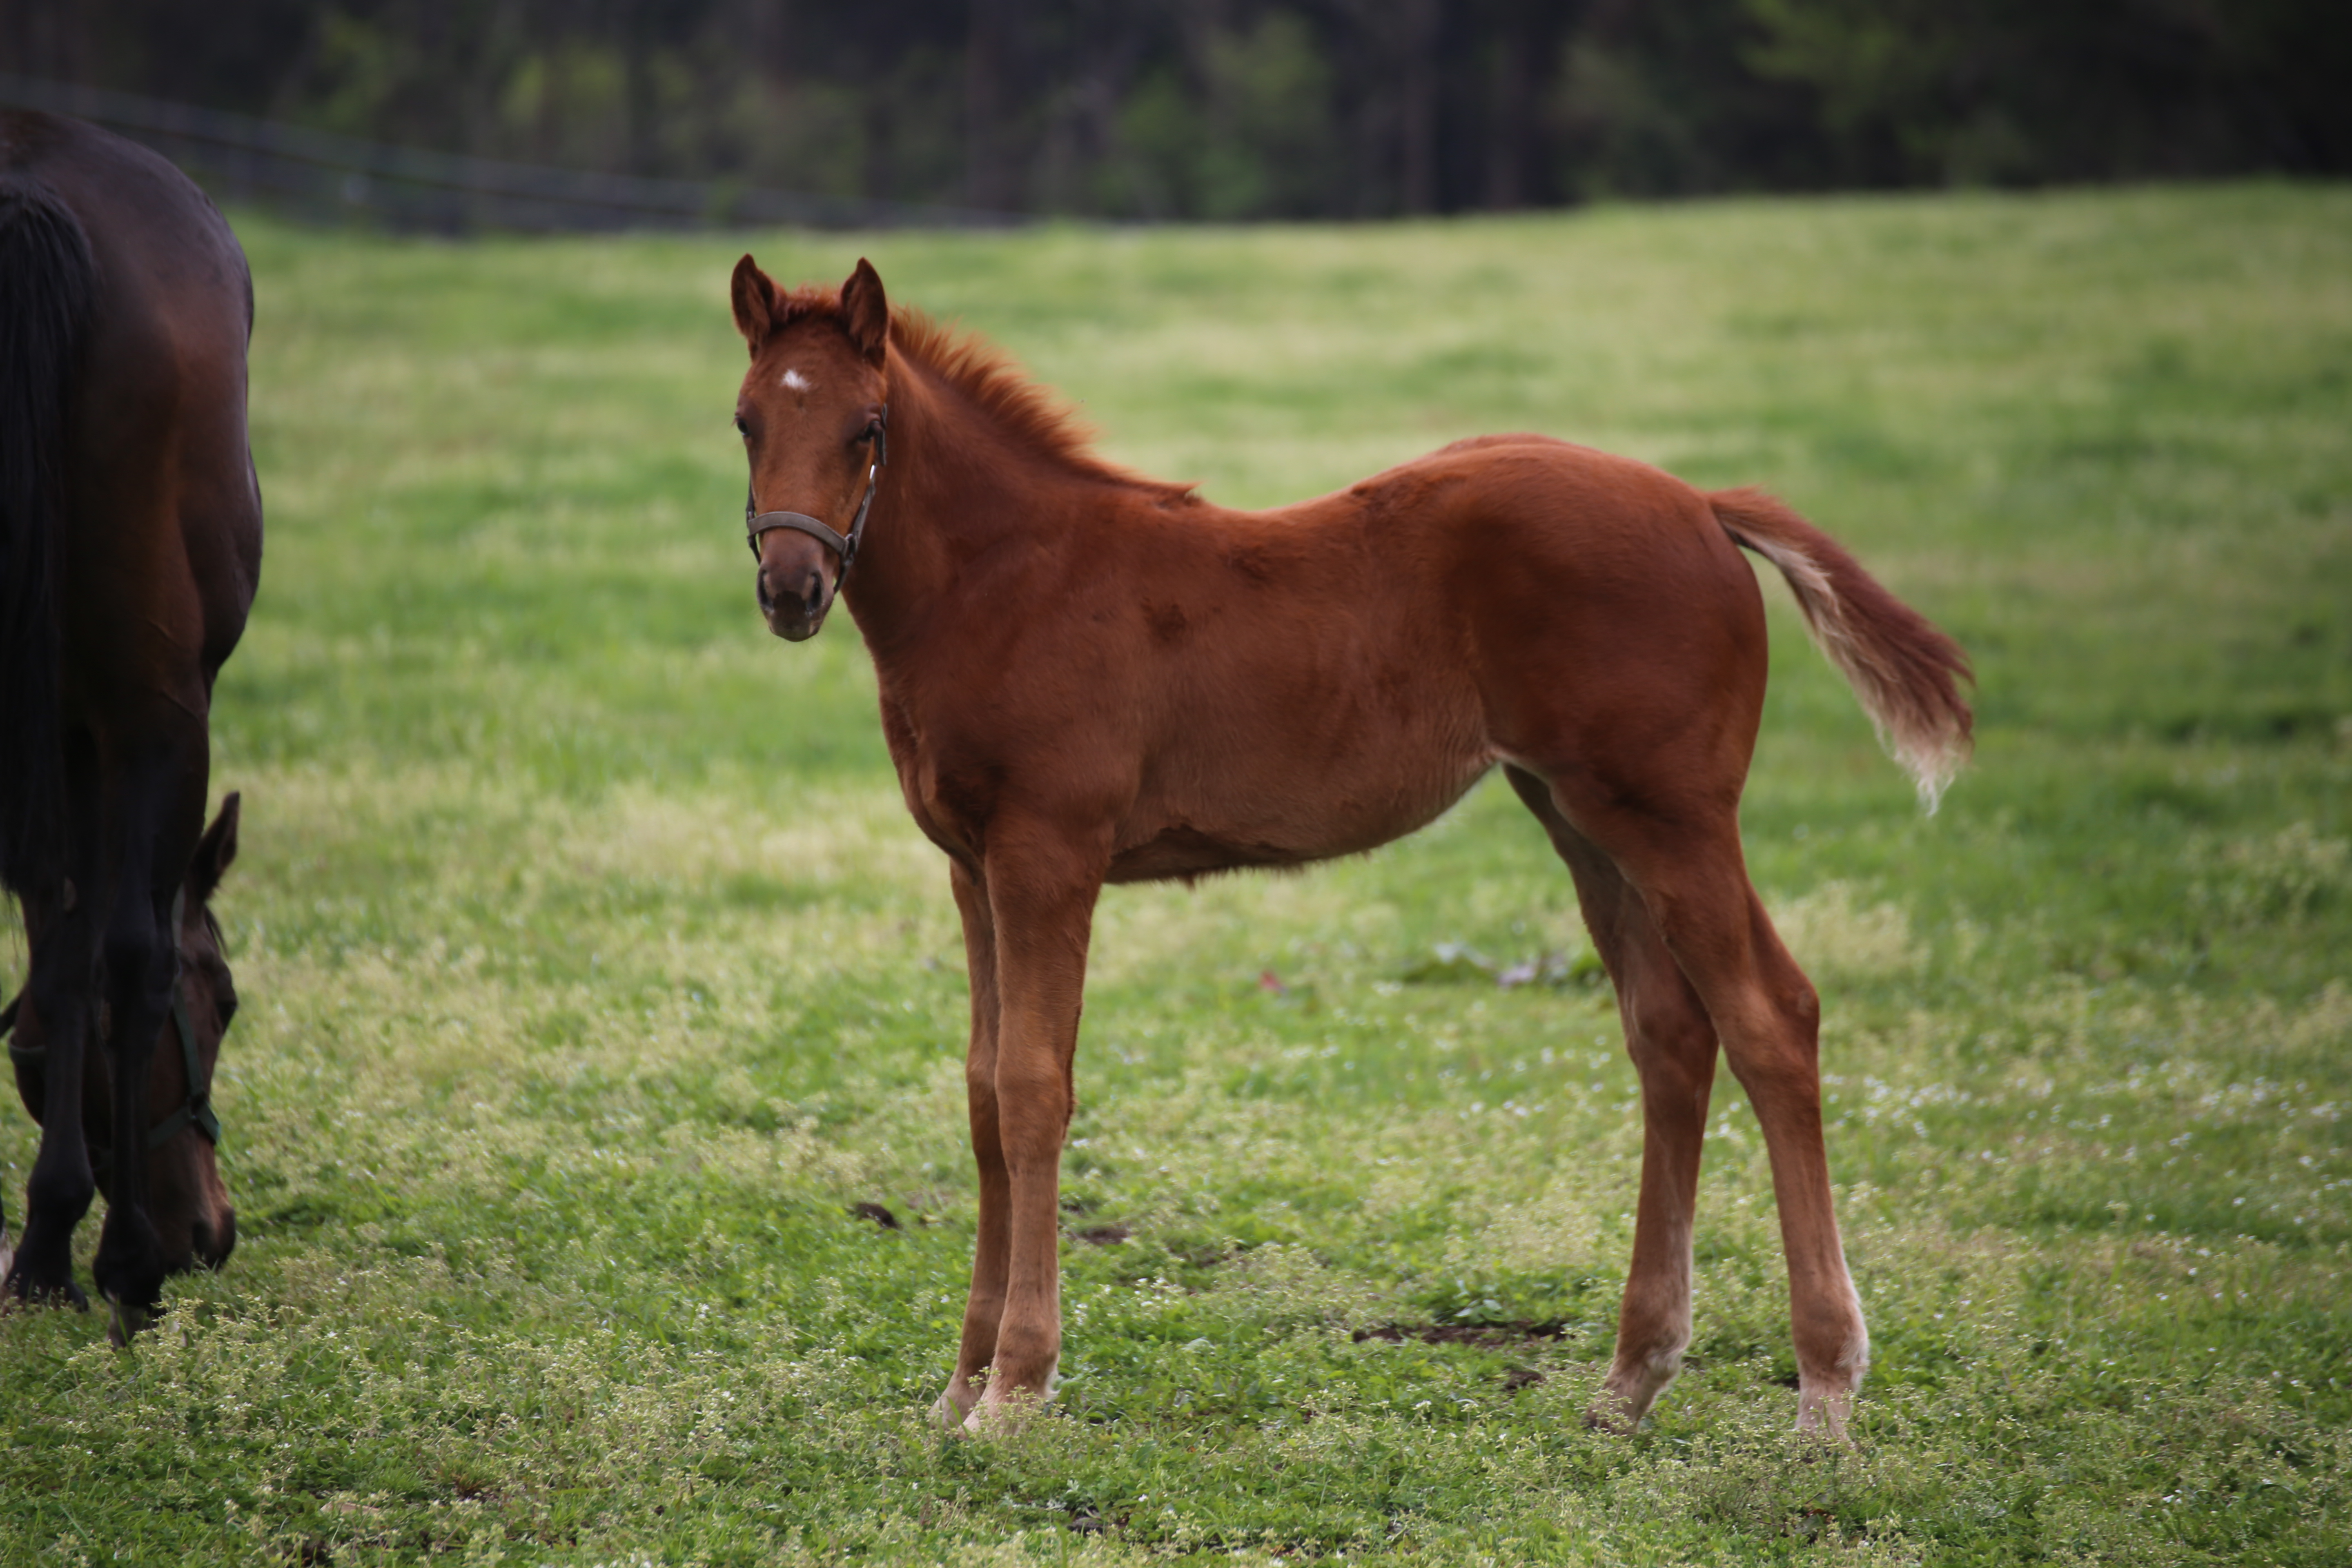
left=842, top=348, right=1161, bottom=660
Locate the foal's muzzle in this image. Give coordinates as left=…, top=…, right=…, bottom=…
left=740, top=405, right=886, bottom=645
left=756, top=542, right=835, bottom=641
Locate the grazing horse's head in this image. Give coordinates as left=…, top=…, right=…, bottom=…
left=4, top=794, right=241, bottom=1274
left=729, top=255, right=892, bottom=641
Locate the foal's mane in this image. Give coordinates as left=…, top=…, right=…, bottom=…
left=887, top=305, right=1196, bottom=503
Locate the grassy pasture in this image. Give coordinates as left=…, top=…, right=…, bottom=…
left=3, top=185, right=2350, bottom=1564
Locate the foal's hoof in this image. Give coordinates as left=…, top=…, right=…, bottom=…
left=962, top=1404, right=1015, bottom=1439
left=1582, top=1384, right=1646, bottom=1435
left=1794, top=1388, right=1856, bottom=1445
left=964, top=1392, right=1048, bottom=1438
left=1581, top=1401, right=1637, bottom=1436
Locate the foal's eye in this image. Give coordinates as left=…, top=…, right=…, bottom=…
left=733, top=414, right=748, bottom=436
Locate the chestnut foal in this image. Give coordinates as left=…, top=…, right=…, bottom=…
left=728, top=257, right=1969, bottom=1437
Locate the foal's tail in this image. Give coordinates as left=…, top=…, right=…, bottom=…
left=1711, top=488, right=1974, bottom=812
left=0, top=174, right=93, bottom=893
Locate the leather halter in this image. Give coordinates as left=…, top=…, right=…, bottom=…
left=744, top=408, right=889, bottom=586
left=1, top=891, right=225, bottom=1167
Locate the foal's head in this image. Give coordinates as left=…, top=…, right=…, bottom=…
left=4, top=793, right=241, bottom=1274
left=730, top=255, right=891, bottom=641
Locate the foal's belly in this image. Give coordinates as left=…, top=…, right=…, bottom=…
left=1104, top=743, right=1494, bottom=885
left=1097, top=552, right=1498, bottom=886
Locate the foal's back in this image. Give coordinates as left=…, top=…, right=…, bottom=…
left=1085, top=435, right=1768, bottom=884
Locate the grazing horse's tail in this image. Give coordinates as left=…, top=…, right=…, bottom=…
left=1710, top=487, right=1974, bottom=812
left=0, top=174, right=93, bottom=893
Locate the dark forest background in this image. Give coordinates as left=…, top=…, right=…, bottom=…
left=7, top=0, right=2349, bottom=219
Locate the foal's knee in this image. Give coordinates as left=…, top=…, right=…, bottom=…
left=1623, top=1001, right=1714, bottom=1103
left=1628, top=1049, right=1714, bottom=1128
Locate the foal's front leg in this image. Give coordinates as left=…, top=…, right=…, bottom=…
left=936, top=860, right=1006, bottom=1427
left=964, top=827, right=1101, bottom=1432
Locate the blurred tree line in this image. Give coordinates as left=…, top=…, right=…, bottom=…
left=7, top=0, right=2346, bottom=217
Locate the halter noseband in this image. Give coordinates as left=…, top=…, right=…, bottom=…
left=1, top=890, right=225, bottom=1169
left=744, top=408, right=888, bottom=586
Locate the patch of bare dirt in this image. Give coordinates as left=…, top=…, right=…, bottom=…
left=1352, top=1321, right=1568, bottom=1349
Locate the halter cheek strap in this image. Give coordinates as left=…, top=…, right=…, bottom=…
left=144, top=992, right=222, bottom=1150
left=745, top=408, right=889, bottom=586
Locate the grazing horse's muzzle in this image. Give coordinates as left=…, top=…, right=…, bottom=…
left=190, top=1207, right=236, bottom=1270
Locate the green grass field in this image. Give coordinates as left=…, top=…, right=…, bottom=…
left=4, top=184, right=2350, bottom=1565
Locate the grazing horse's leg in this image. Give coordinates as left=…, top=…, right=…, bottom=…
left=937, top=858, right=1008, bottom=1426
left=1514, top=766, right=1866, bottom=1437
left=964, top=819, right=1104, bottom=1430
left=10, top=895, right=97, bottom=1306
left=88, top=735, right=208, bottom=1338
left=1506, top=766, right=1720, bottom=1428
left=9, top=911, right=97, bottom=1308
left=5, top=744, right=105, bottom=1307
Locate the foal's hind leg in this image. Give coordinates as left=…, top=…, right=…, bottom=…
left=1628, top=845, right=1865, bottom=1435
left=1516, top=767, right=1868, bottom=1436
left=1506, top=767, right=1719, bottom=1428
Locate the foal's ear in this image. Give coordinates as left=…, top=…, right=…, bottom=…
left=188, top=792, right=240, bottom=906
left=731, top=254, right=780, bottom=353
left=841, top=258, right=889, bottom=368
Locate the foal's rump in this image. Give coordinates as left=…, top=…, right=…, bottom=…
left=1370, top=437, right=1969, bottom=811
left=1372, top=440, right=1777, bottom=777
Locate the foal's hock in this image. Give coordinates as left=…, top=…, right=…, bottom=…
left=728, top=256, right=1971, bottom=1437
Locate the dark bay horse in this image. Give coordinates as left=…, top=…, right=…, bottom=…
left=1, top=112, right=262, bottom=1335
left=3, top=795, right=243, bottom=1312
left=728, top=257, right=1970, bottom=1438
